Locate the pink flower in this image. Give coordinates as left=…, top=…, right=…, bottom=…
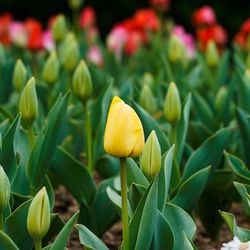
left=107, top=25, right=128, bottom=61
left=42, top=30, right=54, bottom=51
left=9, top=21, right=27, bottom=48
left=173, top=25, right=196, bottom=59
left=87, top=46, right=103, bottom=67
left=192, top=6, right=216, bottom=27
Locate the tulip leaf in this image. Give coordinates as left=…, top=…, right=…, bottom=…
left=0, top=231, right=19, bottom=250
left=236, top=71, right=250, bottom=112
left=76, top=224, right=109, bottom=250
left=172, top=166, right=211, bottom=212
left=217, top=50, right=230, bottom=86
left=51, top=146, right=96, bottom=205
left=127, top=158, right=149, bottom=188
left=236, top=107, right=250, bottom=166
left=5, top=200, right=33, bottom=250
left=50, top=211, right=79, bottom=250
left=132, top=101, right=170, bottom=153
left=220, top=210, right=250, bottom=241
left=151, top=210, right=174, bottom=250
left=158, top=145, right=175, bottom=211
left=233, top=182, right=250, bottom=212
left=129, top=183, right=146, bottom=212
left=183, top=127, right=232, bottom=181
left=225, top=152, right=250, bottom=183
left=106, top=186, right=133, bottom=218
left=0, top=114, right=20, bottom=182
left=27, top=92, right=69, bottom=190
left=176, top=93, right=192, bottom=164
left=164, top=203, right=196, bottom=250
left=129, top=176, right=158, bottom=250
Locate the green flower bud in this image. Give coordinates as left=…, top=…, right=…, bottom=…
left=52, top=14, right=67, bottom=43
left=27, top=187, right=51, bottom=241
left=141, top=72, right=154, bottom=87
left=43, top=51, right=60, bottom=85
left=244, top=69, right=250, bottom=86
left=62, top=35, right=79, bottom=71
left=12, top=59, right=27, bottom=92
left=205, top=40, right=219, bottom=67
left=168, top=35, right=186, bottom=65
left=139, top=84, right=157, bottom=114
left=69, top=0, right=83, bottom=10
left=19, top=77, right=38, bottom=126
left=0, top=166, right=10, bottom=212
left=140, top=130, right=161, bottom=180
left=214, top=86, right=228, bottom=112
left=72, top=60, right=93, bottom=102
left=163, top=82, right=181, bottom=125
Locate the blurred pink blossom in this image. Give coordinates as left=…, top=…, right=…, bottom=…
left=9, top=22, right=27, bottom=48
left=42, top=30, right=54, bottom=51
left=173, top=25, right=196, bottom=59
left=87, top=46, right=103, bottom=67
left=107, top=26, right=128, bottom=61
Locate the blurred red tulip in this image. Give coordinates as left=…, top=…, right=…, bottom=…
left=79, top=6, right=96, bottom=29
left=192, top=6, right=216, bottom=28
left=25, top=19, right=43, bottom=50
left=234, top=18, right=250, bottom=49
left=0, top=13, right=12, bottom=46
left=150, top=0, right=170, bottom=12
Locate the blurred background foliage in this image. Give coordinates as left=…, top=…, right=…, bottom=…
left=0, top=0, right=249, bottom=40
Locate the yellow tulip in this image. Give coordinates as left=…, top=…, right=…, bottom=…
left=104, top=96, right=144, bottom=157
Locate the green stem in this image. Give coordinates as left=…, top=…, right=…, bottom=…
left=0, top=210, right=3, bottom=230
left=120, top=158, right=129, bottom=250
left=28, top=126, right=35, bottom=148
left=83, top=102, right=93, bottom=173
left=34, top=239, right=42, bottom=250
left=171, top=125, right=177, bottom=150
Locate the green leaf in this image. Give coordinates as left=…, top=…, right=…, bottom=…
left=158, top=145, right=175, bottom=211
left=233, top=182, right=250, bottom=211
left=183, top=127, right=232, bottom=181
left=127, top=158, right=149, bottom=188
left=128, top=183, right=146, bottom=212
left=0, top=231, right=19, bottom=250
left=217, top=50, right=230, bottom=86
left=225, top=152, right=250, bottom=183
left=176, top=94, right=192, bottom=164
left=5, top=200, right=33, bottom=250
left=172, top=166, right=211, bottom=212
left=220, top=210, right=250, bottom=241
left=132, top=101, right=170, bottom=153
left=50, top=211, right=79, bottom=250
left=51, top=146, right=96, bottom=205
left=27, top=93, right=69, bottom=190
left=236, top=107, right=250, bottom=166
left=129, top=176, right=158, bottom=250
left=164, top=203, right=196, bottom=250
left=77, top=224, right=109, bottom=250
left=151, top=210, right=174, bottom=250
left=0, top=114, right=20, bottom=182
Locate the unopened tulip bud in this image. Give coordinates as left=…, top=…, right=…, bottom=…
left=27, top=187, right=50, bottom=241
left=69, top=0, right=83, bottom=11
left=19, top=77, right=38, bottom=126
left=43, top=51, right=60, bottom=85
left=104, top=96, right=144, bottom=157
left=0, top=166, right=10, bottom=212
left=140, top=130, right=161, bottom=180
left=12, top=59, right=27, bottom=92
left=141, top=72, right=154, bottom=87
left=244, top=69, right=250, bottom=86
left=168, top=35, right=185, bottom=64
left=205, top=40, right=219, bottom=67
left=139, top=84, right=157, bottom=114
left=163, top=82, right=181, bottom=125
left=73, top=60, right=93, bottom=103
left=52, top=14, right=67, bottom=42
left=62, top=37, right=79, bottom=71
left=214, top=86, right=227, bottom=112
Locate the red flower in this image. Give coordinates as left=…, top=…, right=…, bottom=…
left=192, top=6, right=216, bottom=28
left=133, top=9, right=160, bottom=32
left=234, top=18, right=250, bottom=49
left=241, top=18, right=250, bottom=34
left=150, top=0, right=170, bottom=12
left=25, top=19, right=43, bottom=50
left=125, top=30, right=144, bottom=55
left=79, top=6, right=96, bottom=29
left=196, top=24, right=227, bottom=51
left=0, top=13, right=12, bottom=46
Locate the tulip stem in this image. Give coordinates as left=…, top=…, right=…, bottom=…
left=171, top=125, right=177, bottom=151
left=120, top=158, right=129, bottom=250
left=28, top=126, right=35, bottom=148
left=83, top=103, right=93, bottom=173
left=34, top=239, right=42, bottom=250
left=0, top=210, right=3, bottom=230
